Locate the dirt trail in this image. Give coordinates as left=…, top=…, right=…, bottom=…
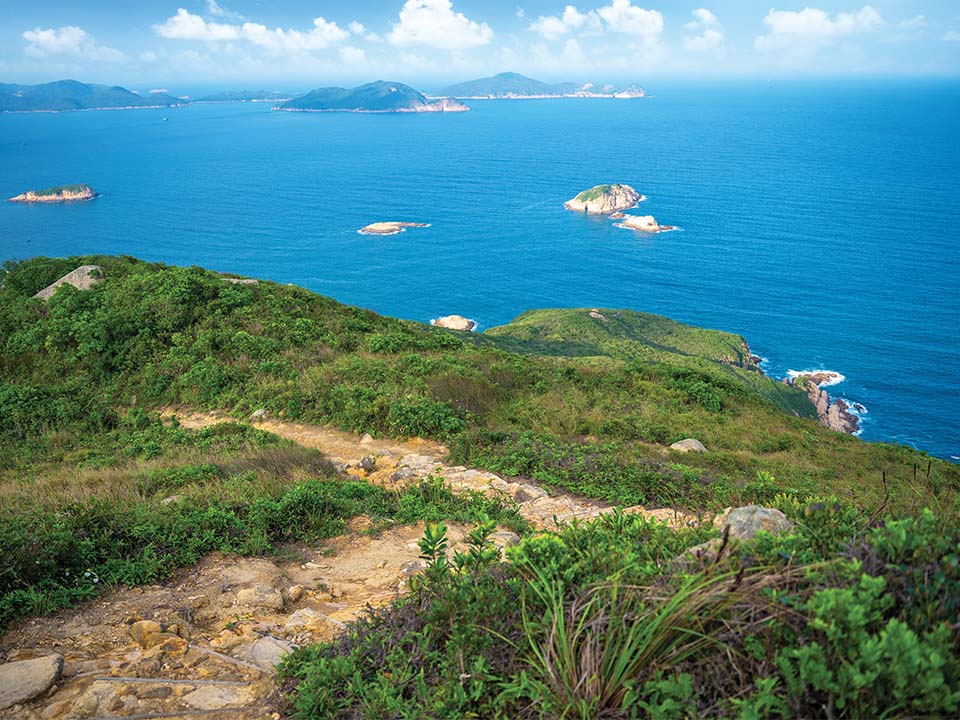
left=1, top=410, right=693, bottom=719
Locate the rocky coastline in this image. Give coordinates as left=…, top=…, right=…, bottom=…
left=9, top=184, right=97, bottom=203
left=784, top=372, right=861, bottom=435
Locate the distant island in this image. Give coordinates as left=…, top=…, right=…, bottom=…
left=196, top=90, right=293, bottom=103
left=439, top=72, right=646, bottom=100
left=564, top=184, right=645, bottom=214
left=0, top=80, right=183, bottom=113
left=276, top=81, right=468, bottom=114
left=8, top=184, right=97, bottom=204
left=615, top=214, right=676, bottom=233
left=358, top=221, right=430, bottom=236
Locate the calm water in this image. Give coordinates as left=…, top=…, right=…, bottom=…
left=2, top=80, right=958, bottom=459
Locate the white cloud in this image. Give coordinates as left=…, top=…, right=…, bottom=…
left=530, top=2, right=661, bottom=41
left=349, top=21, right=366, bottom=35
left=153, top=9, right=350, bottom=53
left=206, top=0, right=244, bottom=22
left=388, top=0, right=493, bottom=50
left=683, top=8, right=724, bottom=52
left=22, top=26, right=126, bottom=62
left=899, top=15, right=926, bottom=29
left=148, top=88, right=169, bottom=94
left=597, top=0, right=663, bottom=38
left=339, top=46, right=367, bottom=64
left=756, top=6, right=883, bottom=50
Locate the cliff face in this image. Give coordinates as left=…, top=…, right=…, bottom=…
left=564, top=184, right=643, bottom=214
left=789, top=375, right=860, bottom=434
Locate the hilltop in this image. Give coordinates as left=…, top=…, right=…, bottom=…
left=277, top=81, right=467, bottom=113
left=0, top=80, right=183, bottom=112
left=440, top=72, right=646, bottom=99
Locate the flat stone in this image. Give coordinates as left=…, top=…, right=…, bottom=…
left=182, top=685, right=246, bottom=710
left=236, top=585, right=283, bottom=611
left=0, top=654, right=63, bottom=710
left=670, top=438, right=707, bottom=453
left=249, top=636, right=295, bottom=670
left=514, top=484, right=549, bottom=503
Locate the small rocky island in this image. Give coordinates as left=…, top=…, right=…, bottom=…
left=432, top=315, right=477, bottom=331
left=9, top=184, right=97, bottom=204
left=358, top=221, right=430, bottom=236
left=564, top=184, right=644, bottom=214
left=615, top=214, right=676, bottom=233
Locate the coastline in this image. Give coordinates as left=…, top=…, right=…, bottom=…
left=1, top=104, right=186, bottom=114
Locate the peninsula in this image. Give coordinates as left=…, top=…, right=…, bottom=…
left=564, top=184, right=644, bottom=214
left=0, top=80, right=183, bottom=112
left=440, top=72, right=646, bottom=100
left=277, top=81, right=467, bottom=113
left=8, top=184, right=97, bottom=204
left=358, top=221, right=430, bottom=236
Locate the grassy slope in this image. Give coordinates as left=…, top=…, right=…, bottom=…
left=1, top=255, right=956, bottom=514
left=573, top=184, right=611, bottom=202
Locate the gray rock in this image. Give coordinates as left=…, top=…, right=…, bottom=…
left=514, top=484, right=549, bottom=503
left=182, top=685, right=246, bottom=710
left=236, top=585, right=283, bottom=611
left=250, top=408, right=268, bottom=421
left=358, top=455, right=376, bottom=472
left=670, top=438, right=707, bottom=453
left=249, top=635, right=295, bottom=670
left=713, top=505, right=794, bottom=540
left=0, top=654, right=63, bottom=710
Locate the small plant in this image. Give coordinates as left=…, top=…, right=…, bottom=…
left=454, top=513, right=499, bottom=577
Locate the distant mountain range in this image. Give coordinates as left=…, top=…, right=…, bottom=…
left=0, top=80, right=183, bottom=112
left=196, top=90, right=293, bottom=103
left=439, top=72, right=646, bottom=99
left=276, top=81, right=468, bottom=113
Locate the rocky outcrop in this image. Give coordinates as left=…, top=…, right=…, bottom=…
left=0, top=654, right=63, bottom=710
left=786, top=373, right=860, bottom=434
left=670, top=438, right=707, bottom=453
left=9, top=184, right=96, bottom=203
left=713, top=505, right=793, bottom=540
left=33, top=265, right=103, bottom=301
left=431, top=315, right=477, bottom=331
left=564, top=184, right=644, bottom=214
left=616, top=214, right=675, bottom=233
left=359, top=221, right=430, bottom=236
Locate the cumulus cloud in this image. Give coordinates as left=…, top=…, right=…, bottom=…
left=756, top=5, right=883, bottom=50
left=153, top=9, right=350, bottom=53
left=387, top=0, right=493, bottom=50
left=530, top=1, right=662, bottom=41
left=22, top=26, right=126, bottom=62
left=683, top=7, right=724, bottom=52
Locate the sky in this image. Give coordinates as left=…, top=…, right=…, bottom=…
left=2, top=0, right=959, bottom=90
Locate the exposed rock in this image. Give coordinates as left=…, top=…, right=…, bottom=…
left=431, top=314, right=477, bottom=331
left=616, top=214, right=676, bottom=233
left=9, top=185, right=96, bottom=204
left=283, top=608, right=328, bottom=633
left=359, top=221, right=429, bottom=235
left=713, top=505, right=794, bottom=540
left=514, top=483, right=549, bottom=503
left=236, top=585, right=283, bottom=611
left=223, top=277, right=259, bottom=285
left=182, top=685, right=248, bottom=710
left=358, top=455, right=376, bottom=473
left=670, top=438, right=707, bottom=453
left=490, top=531, right=521, bottom=548
left=250, top=408, right=268, bottom=421
left=128, top=619, right=184, bottom=649
left=33, top=265, right=103, bottom=301
left=284, top=584, right=304, bottom=603
left=787, top=374, right=860, bottom=434
left=249, top=636, right=294, bottom=670
left=564, top=183, right=643, bottom=214
left=359, top=432, right=374, bottom=444
left=0, top=654, right=63, bottom=710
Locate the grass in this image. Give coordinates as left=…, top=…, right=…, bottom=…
left=573, top=184, right=612, bottom=202
left=33, top=184, right=91, bottom=196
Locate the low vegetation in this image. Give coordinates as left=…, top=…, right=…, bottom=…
left=1, top=255, right=957, bottom=717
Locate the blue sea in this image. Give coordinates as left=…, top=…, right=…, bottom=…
left=2, top=80, right=958, bottom=460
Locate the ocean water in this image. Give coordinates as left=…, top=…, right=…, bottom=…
left=1, top=80, right=958, bottom=460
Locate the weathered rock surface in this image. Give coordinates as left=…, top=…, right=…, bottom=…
left=249, top=636, right=294, bottom=670
left=9, top=185, right=96, bottom=204
left=616, top=214, right=675, bottom=233
left=236, top=585, right=284, bottom=611
left=786, top=374, right=860, bottom=434
left=33, top=265, right=103, bottom=301
left=431, top=314, right=477, bottom=331
left=670, top=438, right=707, bottom=453
left=713, top=505, right=794, bottom=540
left=0, top=654, right=63, bottom=710
left=564, top=184, right=643, bottom=214
left=358, top=221, right=429, bottom=235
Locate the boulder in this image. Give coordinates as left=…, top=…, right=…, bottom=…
left=249, top=636, right=294, bottom=670
left=0, top=654, right=63, bottom=710
left=250, top=408, right=268, bottom=421
left=236, top=585, right=283, bottom=611
left=431, top=315, right=477, bottom=331
left=713, top=505, right=794, bottom=540
left=670, top=438, right=707, bottom=453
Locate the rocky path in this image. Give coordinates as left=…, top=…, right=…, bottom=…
left=0, top=411, right=693, bottom=719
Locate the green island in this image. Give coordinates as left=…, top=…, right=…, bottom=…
left=1, top=255, right=958, bottom=718
left=8, top=184, right=97, bottom=204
